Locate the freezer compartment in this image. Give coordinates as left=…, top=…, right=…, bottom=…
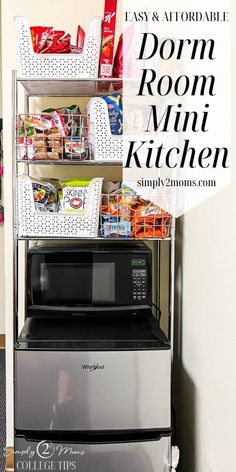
left=15, top=433, right=172, bottom=472
left=15, top=349, right=171, bottom=431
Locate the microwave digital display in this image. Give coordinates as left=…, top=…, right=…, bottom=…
left=132, top=259, right=146, bottom=266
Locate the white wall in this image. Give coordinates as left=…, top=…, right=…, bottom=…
left=173, top=4, right=236, bottom=470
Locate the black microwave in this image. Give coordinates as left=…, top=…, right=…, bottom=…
left=27, top=243, right=152, bottom=317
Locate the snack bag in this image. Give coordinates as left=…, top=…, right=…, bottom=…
left=113, top=33, right=123, bottom=78
left=42, top=105, right=82, bottom=136
left=32, top=180, right=58, bottom=212
left=30, top=26, right=53, bottom=53
left=64, top=137, right=88, bottom=160
left=17, top=136, right=27, bottom=160
left=103, top=220, right=131, bottom=238
left=76, top=26, right=85, bottom=53
left=58, top=179, right=91, bottom=214
left=22, top=115, right=52, bottom=131
left=31, top=25, right=85, bottom=55
left=59, top=178, right=91, bottom=188
left=42, top=31, right=71, bottom=54
left=102, top=94, right=123, bottom=135
left=51, top=111, right=68, bottom=137
left=32, top=181, right=50, bottom=211
left=62, top=187, right=88, bottom=213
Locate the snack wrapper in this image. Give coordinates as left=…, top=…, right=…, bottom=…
left=103, top=219, right=131, bottom=238
left=30, top=25, right=85, bottom=54
left=76, top=26, right=85, bottom=53
left=30, top=26, right=53, bottom=53
left=58, top=179, right=91, bottom=214
left=61, top=187, right=89, bottom=214
left=102, top=93, right=123, bottom=135
left=113, top=33, right=123, bottom=78
left=32, top=180, right=58, bottom=212
left=64, top=137, right=88, bottom=160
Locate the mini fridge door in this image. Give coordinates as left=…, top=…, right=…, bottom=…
left=15, top=349, right=171, bottom=431
left=15, top=434, right=172, bottom=472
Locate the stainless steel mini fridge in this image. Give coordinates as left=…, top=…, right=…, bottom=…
left=14, top=316, right=172, bottom=471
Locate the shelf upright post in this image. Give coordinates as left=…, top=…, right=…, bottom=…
left=12, top=70, right=18, bottom=341
left=156, top=240, right=161, bottom=319
left=169, top=218, right=176, bottom=360
left=23, top=86, right=30, bottom=326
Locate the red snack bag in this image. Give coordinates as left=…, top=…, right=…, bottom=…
left=76, top=26, right=85, bottom=53
left=99, top=0, right=117, bottom=78
left=30, top=26, right=53, bottom=53
left=113, top=33, right=123, bottom=78
left=52, top=33, right=71, bottom=54
left=42, top=32, right=71, bottom=54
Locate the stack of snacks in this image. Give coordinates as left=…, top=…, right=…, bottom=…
left=47, top=132, right=63, bottom=160
left=100, top=184, right=171, bottom=239
left=30, top=25, right=85, bottom=54
left=130, top=203, right=170, bottom=239
left=31, top=177, right=92, bottom=215
left=17, top=108, right=89, bottom=161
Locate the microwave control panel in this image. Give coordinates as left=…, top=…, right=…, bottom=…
left=132, top=268, right=147, bottom=302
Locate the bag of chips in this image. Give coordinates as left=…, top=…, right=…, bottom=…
left=31, top=179, right=58, bottom=212
left=30, top=25, right=85, bottom=54
left=58, top=178, right=91, bottom=214
left=102, top=94, right=123, bottom=135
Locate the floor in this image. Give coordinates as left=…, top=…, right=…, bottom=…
left=0, top=350, right=6, bottom=472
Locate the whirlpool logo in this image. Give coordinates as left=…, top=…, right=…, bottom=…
left=82, top=364, right=105, bottom=372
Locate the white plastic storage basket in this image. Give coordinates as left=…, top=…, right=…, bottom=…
left=87, top=97, right=123, bottom=161
left=15, top=16, right=102, bottom=79
left=17, top=175, right=103, bottom=238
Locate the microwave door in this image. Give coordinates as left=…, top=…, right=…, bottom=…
left=92, top=262, right=116, bottom=305
left=28, top=253, right=93, bottom=312
left=40, top=262, right=92, bottom=306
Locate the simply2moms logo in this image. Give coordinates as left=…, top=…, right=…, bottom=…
left=11, top=441, right=85, bottom=471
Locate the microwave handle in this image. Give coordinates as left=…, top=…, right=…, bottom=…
left=28, top=304, right=152, bottom=313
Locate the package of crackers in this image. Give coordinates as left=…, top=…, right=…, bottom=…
left=99, top=0, right=117, bottom=78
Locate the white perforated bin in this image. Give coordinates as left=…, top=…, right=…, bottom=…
left=17, top=175, right=103, bottom=238
left=87, top=97, right=123, bottom=161
left=15, top=16, right=102, bottom=79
